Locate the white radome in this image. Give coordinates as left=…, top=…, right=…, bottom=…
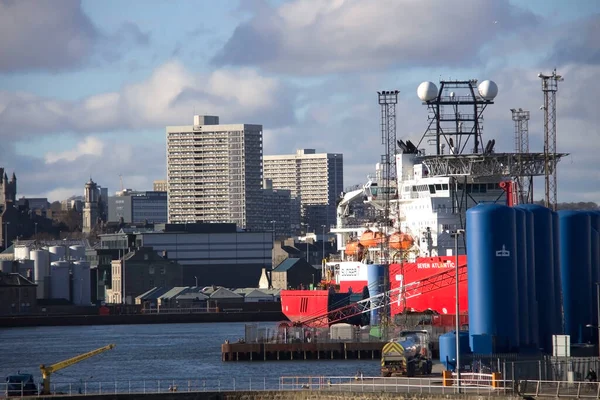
left=478, top=80, right=498, bottom=100
left=417, top=81, right=438, bottom=102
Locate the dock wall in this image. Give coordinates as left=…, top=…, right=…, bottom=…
left=40, top=391, right=519, bottom=400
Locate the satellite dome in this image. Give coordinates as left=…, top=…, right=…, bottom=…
left=417, top=81, right=438, bottom=102
left=478, top=80, right=498, bottom=100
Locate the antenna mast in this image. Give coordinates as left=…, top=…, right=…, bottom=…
left=511, top=108, right=532, bottom=204
left=539, top=69, right=563, bottom=211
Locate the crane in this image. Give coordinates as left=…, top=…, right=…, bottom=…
left=295, top=263, right=467, bottom=328
left=336, top=179, right=373, bottom=229
left=39, top=344, right=115, bottom=394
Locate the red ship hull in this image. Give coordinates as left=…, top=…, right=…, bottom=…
left=280, top=256, right=468, bottom=325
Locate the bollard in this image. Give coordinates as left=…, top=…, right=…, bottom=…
left=492, top=372, right=503, bottom=388
left=442, top=370, right=453, bottom=387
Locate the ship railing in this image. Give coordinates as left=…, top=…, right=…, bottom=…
left=0, top=375, right=512, bottom=397
left=518, top=379, right=600, bottom=398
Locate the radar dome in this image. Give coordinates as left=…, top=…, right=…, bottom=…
left=478, top=80, right=498, bottom=100
left=417, top=81, right=438, bottom=102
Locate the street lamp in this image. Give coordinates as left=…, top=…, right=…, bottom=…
left=194, top=276, right=198, bottom=287
left=451, top=229, right=465, bottom=390
left=321, top=225, right=326, bottom=262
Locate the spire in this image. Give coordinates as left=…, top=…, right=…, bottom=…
left=11, top=172, right=16, bottom=181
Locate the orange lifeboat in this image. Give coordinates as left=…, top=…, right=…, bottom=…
left=359, top=229, right=377, bottom=248
left=390, top=232, right=414, bottom=250
left=345, top=239, right=364, bottom=256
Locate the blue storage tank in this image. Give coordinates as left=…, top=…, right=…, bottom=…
left=366, top=264, right=385, bottom=324
left=518, top=204, right=555, bottom=352
left=466, top=204, right=519, bottom=352
left=439, top=331, right=470, bottom=371
left=517, top=207, right=539, bottom=348
left=588, top=212, right=600, bottom=341
left=514, top=208, right=530, bottom=347
left=559, top=211, right=592, bottom=343
left=470, top=334, right=494, bottom=355
left=552, top=211, right=563, bottom=335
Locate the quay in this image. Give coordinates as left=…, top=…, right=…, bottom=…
left=221, top=341, right=384, bottom=361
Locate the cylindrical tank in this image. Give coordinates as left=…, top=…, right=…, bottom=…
left=366, top=264, right=385, bottom=324
left=518, top=204, right=556, bottom=352
left=69, top=245, right=86, bottom=260
left=552, top=211, right=563, bottom=335
left=559, top=211, right=592, bottom=343
left=588, top=212, right=600, bottom=329
left=439, top=331, right=470, bottom=371
left=466, top=204, right=519, bottom=352
left=50, top=261, right=70, bottom=300
left=72, top=261, right=91, bottom=306
left=517, top=207, right=539, bottom=349
left=514, top=208, right=530, bottom=347
left=14, top=245, right=31, bottom=260
left=49, top=246, right=66, bottom=261
left=31, top=249, right=50, bottom=299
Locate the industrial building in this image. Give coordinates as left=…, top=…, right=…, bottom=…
left=108, top=190, right=167, bottom=224
left=263, top=149, right=343, bottom=232
left=99, top=222, right=272, bottom=290
left=0, top=272, right=36, bottom=315
left=166, top=115, right=263, bottom=230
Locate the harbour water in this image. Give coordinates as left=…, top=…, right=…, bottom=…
left=0, top=322, right=380, bottom=390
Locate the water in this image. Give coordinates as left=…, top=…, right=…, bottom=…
left=0, top=322, right=380, bottom=389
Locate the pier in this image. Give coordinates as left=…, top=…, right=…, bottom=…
left=221, top=341, right=384, bottom=361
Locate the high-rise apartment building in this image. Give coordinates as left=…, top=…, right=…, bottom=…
left=263, top=149, right=343, bottom=231
left=166, top=115, right=263, bottom=230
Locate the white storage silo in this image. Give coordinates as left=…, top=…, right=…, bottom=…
left=69, top=245, right=86, bottom=260
left=18, top=260, right=34, bottom=281
left=14, top=245, right=31, bottom=260
left=72, top=261, right=91, bottom=306
left=31, top=249, right=50, bottom=298
left=50, top=261, right=70, bottom=301
left=49, top=246, right=66, bottom=262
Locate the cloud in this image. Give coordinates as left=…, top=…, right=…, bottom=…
left=546, top=14, right=600, bottom=66
left=213, top=0, right=539, bottom=74
left=0, top=61, right=296, bottom=138
left=0, top=0, right=150, bottom=72
left=45, top=136, right=105, bottom=164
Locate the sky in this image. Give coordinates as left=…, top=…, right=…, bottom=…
left=0, top=0, right=598, bottom=203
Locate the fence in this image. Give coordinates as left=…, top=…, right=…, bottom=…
left=519, top=380, right=600, bottom=398
left=141, top=307, right=218, bottom=314
left=0, top=375, right=510, bottom=398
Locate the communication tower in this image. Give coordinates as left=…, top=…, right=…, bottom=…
left=377, top=89, right=399, bottom=332
left=538, top=69, right=563, bottom=211
left=511, top=108, right=533, bottom=204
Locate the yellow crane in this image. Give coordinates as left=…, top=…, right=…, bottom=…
left=39, top=344, right=115, bottom=395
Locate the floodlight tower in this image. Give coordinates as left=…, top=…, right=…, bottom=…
left=539, top=69, right=563, bottom=211
left=377, top=89, right=399, bottom=332
left=511, top=108, right=532, bottom=204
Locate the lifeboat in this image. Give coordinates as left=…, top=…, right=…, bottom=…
left=344, top=239, right=364, bottom=256
left=359, top=230, right=377, bottom=247
left=389, top=232, right=414, bottom=250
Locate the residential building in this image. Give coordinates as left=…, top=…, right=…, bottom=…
left=108, top=191, right=167, bottom=224
left=263, top=149, right=343, bottom=232
left=262, top=179, right=299, bottom=239
left=106, top=246, right=183, bottom=304
left=270, top=258, right=320, bottom=290
left=99, top=222, right=272, bottom=289
left=0, top=272, right=36, bottom=315
left=61, top=197, right=83, bottom=212
left=153, top=180, right=167, bottom=192
left=166, top=115, right=263, bottom=230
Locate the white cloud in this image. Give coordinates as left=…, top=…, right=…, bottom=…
left=45, top=136, right=105, bottom=164
left=0, top=61, right=295, bottom=137
left=213, top=0, right=539, bottom=74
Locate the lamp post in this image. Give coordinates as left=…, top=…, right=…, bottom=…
left=195, top=276, right=198, bottom=287
left=451, top=229, right=465, bottom=390
left=321, top=225, right=326, bottom=262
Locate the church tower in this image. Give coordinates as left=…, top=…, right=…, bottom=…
left=83, top=178, right=99, bottom=234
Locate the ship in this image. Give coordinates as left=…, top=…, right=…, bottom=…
left=280, top=78, right=553, bottom=327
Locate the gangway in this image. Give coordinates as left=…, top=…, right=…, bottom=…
left=295, top=262, right=467, bottom=328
